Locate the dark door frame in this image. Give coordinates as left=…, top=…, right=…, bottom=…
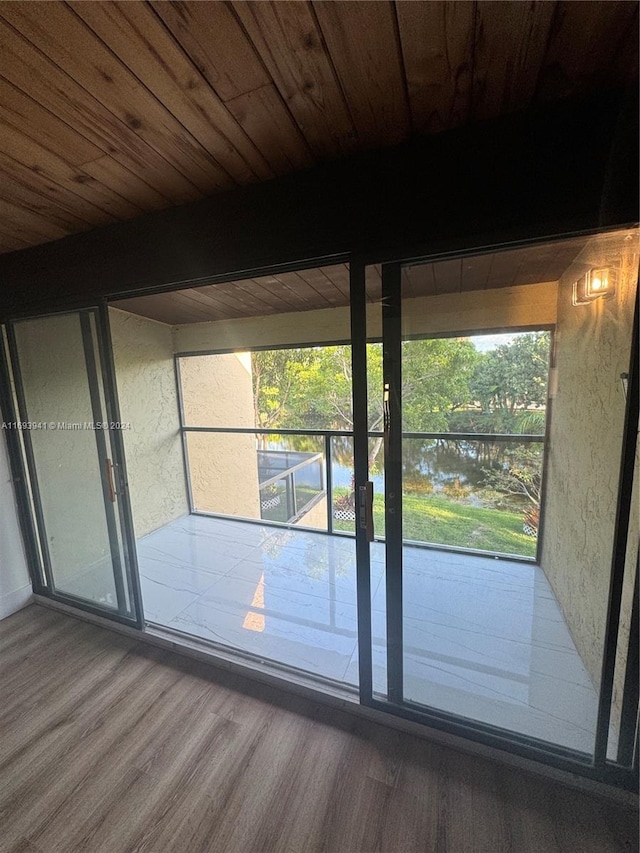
left=349, top=253, right=638, bottom=792
left=1, top=305, right=144, bottom=630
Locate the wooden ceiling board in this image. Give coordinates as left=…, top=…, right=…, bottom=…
left=0, top=196, right=72, bottom=244
left=313, top=1, right=411, bottom=146
left=232, top=1, right=358, bottom=160
left=365, top=265, right=383, bottom=303
left=195, top=275, right=302, bottom=318
left=149, top=291, right=216, bottom=324
left=195, top=280, right=279, bottom=317
left=0, top=166, right=100, bottom=234
left=510, top=240, right=586, bottom=287
left=0, top=3, right=238, bottom=195
left=432, top=257, right=463, bottom=295
left=259, top=271, right=327, bottom=310
left=81, top=156, right=170, bottom=213
left=0, top=229, right=31, bottom=253
left=274, top=270, right=334, bottom=308
left=72, top=1, right=272, bottom=187
left=295, top=267, right=347, bottom=307
left=0, top=166, right=105, bottom=237
left=0, top=15, right=203, bottom=207
left=169, top=288, right=246, bottom=323
left=202, top=285, right=274, bottom=320
left=226, top=279, right=296, bottom=316
left=0, top=1, right=636, bottom=257
left=317, top=264, right=350, bottom=300
left=113, top=263, right=357, bottom=323
left=402, top=264, right=435, bottom=299
left=472, top=1, right=557, bottom=122
left=396, top=0, right=475, bottom=134
left=482, top=249, right=524, bottom=290
left=213, top=278, right=293, bottom=314
left=0, top=119, right=143, bottom=222
left=0, top=77, right=102, bottom=167
left=460, top=252, right=494, bottom=292
left=175, top=285, right=252, bottom=321
left=240, top=278, right=301, bottom=314
left=0, top=177, right=108, bottom=248
left=224, top=84, right=314, bottom=175
left=153, top=1, right=312, bottom=177
left=152, top=0, right=271, bottom=102
left=534, top=0, right=639, bottom=101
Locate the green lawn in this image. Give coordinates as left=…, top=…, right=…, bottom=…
left=333, top=489, right=536, bottom=558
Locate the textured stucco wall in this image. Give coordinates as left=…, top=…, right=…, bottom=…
left=179, top=354, right=260, bottom=517
left=0, top=411, right=31, bottom=619
left=173, top=281, right=557, bottom=351
left=109, top=308, right=188, bottom=538
left=13, top=314, right=113, bottom=584
left=609, top=444, right=639, bottom=754
left=541, top=232, right=638, bottom=688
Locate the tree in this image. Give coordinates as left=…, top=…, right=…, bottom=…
left=402, top=337, right=480, bottom=432
left=482, top=444, right=544, bottom=510
left=470, top=332, right=550, bottom=433
left=252, top=345, right=356, bottom=431
left=252, top=338, right=479, bottom=433
left=251, top=348, right=316, bottom=430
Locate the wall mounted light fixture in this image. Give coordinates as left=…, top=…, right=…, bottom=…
left=572, top=267, right=617, bottom=306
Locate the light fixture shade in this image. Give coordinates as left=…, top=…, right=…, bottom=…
left=572, top=267, right=616, bottom=306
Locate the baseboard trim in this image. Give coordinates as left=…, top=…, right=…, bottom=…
left=32, top=594, right=638, bottom=809
left=0, top=584, right=33, bottom=621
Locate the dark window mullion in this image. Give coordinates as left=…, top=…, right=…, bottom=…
left=382, top=263, right=404, bottom=704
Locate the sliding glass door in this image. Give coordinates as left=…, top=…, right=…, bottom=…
left=355, top=228, right=639, bottom=775
left=0, top=237, right=633, bottom=785
left=5, top=308, right=142, bottom=626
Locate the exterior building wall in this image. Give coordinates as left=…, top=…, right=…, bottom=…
left=541, top=234, right=638, bottom=688
left=109, top=308, right=189, bottom=538
left=179, top=353, right=260, bottom=518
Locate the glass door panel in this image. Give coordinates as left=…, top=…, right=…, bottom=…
left=7, top=309, right=140, bottom=622
left=114, top=263, right=360, bottom=683
left=371, top=229, right=639, bottom=760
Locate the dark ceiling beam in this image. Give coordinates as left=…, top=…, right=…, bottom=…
left=0, top=87, right=637, bottom=320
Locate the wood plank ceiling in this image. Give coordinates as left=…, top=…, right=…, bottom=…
left=0, top=1, right=637, bottom=257
left=113, top=237, right=587, bottom=325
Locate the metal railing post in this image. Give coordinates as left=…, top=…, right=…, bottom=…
left=290, top=472, right=297, bottom=517
left=325, top=433, right=333, bottom=533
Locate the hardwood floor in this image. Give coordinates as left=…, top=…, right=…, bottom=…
left=0, top=605, right=636, bottom=853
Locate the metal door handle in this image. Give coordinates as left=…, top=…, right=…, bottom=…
left=358, top=481, right=374, bottom=542
left=383, top=384, right=391, bottom=433
left=105, top=458, right=117, bottom=503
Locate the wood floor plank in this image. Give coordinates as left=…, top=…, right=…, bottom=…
left=0, top=623, right=132, bottom=722
left=31, top=678, right=224, bottom=852
left=0, top=605, right=636, bottom=853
